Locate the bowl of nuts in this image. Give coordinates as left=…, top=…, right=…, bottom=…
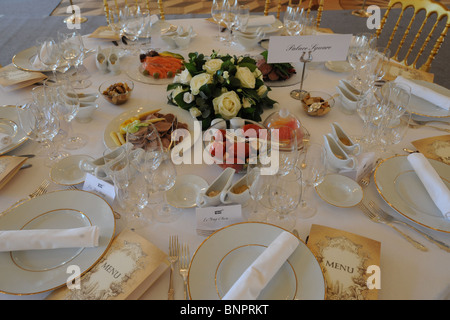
left=301, top=91, right=335, bottom=116
left=99, top=79, right=134, bottom=105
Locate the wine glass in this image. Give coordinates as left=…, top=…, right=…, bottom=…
left=246, top=163, right=275, bottom=222
left=36, top=38, right=62, bottom=82
left=52, top=81, right=88, bottom=150
left=271, top=125, right=298, bottom=176
left=283, top=6, right=304, bottom=36
left=17, top=101, right=61, bottom=167
left=121, top=5, right=145, bottom=53
left=236, top=4, right=250, bottom=32
left=57, top=30, right=92, bottom=89
left=347, top=33, right=377, bottom=88
left=221, top=0, right=237, bottom=45
left=267, top=166, right=302, bottom=231
left=297, top=142, right=326, bottom=219
left=212, top=0, right=226, bottom=41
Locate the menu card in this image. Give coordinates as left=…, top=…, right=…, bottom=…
left=0, top=64, right=46, bottom=91
left=47, top=229, right=169, bottom=300
left=306, top=224, right=381, bottom=300
left=384, top=60, right=434, bottom=83
left=0, top=156, right=28, bottom=190
left=411, top=135, right=450, bottom=165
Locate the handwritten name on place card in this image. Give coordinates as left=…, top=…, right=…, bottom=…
left=196, top=204, right=244, bottom=231
left=267, top=34, right=353, bottom=63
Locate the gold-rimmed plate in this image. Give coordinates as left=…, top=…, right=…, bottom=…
left=188, top=222, right=325, bottom=300
left=374, top=155, right=450, bottom=233
left=0, top=190, right=116, bottom=295
left=12, top=46, right=68, bottom=73
left=0, top=105, right=28, bottom=155
left=406, top=79, right=450, bottom=118
left=316, top=174, right=363, bottom=208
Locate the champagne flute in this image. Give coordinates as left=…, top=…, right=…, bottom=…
left=297, top=143, right=326, bottom=219
left=212, top=0, right=226, bottom=41
left=267, top=166, right=302, bottom=231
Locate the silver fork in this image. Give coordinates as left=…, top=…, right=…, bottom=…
left=358, top=202, right=428, bottom=251
left=179, top=243, right=190, bottom=300
left=168, top=235, right=179, bottom=300
left=368, top=201, right=450, bottom=252
left=1, top=179, right=49, bottom=215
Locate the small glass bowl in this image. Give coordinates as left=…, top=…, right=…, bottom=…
left=99, top=79, right=134, bottom=105
left=301, top=90, right=335, bottom=116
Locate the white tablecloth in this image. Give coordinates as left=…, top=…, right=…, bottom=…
left=0, top=18, right=449, bottom=300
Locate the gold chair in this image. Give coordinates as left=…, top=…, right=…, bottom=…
left=375, top=0, right=450, bottom=72
left=102, top=0, right=165, bottom=22
left=264, top=0, right=324, bottom=27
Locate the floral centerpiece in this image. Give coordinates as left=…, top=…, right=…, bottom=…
left=167, top=51, right=277, bottom=130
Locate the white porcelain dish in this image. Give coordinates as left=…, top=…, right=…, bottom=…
left=246, top=16, right=283, bottom=34
left=188, top=222, right=325, bottom=300
left=316, top=174, right=363, bottom=208
left=103, top=104, right=201, bottom=152
left=0, top=190, right=115, bottom=295
left=374, top=155, right=450, bottom=233
left=12, top=46, right=69, bottom=72
left=0, top=105, right=28, bottom=155
left=325, top=60, right=352, bottom=73
left=166, top=174, right=208, bottom=208
left=50, top=154, right=94, bottom=186
left=406, top=79, right=450, bottom=118
left=124, top=55, right=183, bottom=85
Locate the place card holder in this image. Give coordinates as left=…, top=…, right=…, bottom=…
left=290, top=51, right=313, bottom=100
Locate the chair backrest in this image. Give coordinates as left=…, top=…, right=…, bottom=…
left=376, top=0, right=450, bottom=72
left=273, top=0, right=324, bottom=27
left=103, top=0, right=165, bottom=21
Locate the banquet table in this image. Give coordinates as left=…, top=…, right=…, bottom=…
left=0, top=17, right=449, bottom=301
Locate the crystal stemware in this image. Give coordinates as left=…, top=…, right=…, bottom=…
left=36, top=38, right=62, bottom=82
left=212, top=0, right=226, bottom=41
left=236, top=4, right=250, bottom=32
left=283, top=6, right=304, bottom=36
left=267, top=166, right=302, bottom=231
left=297, top=142, right=326, bottom=219
left=270, top=125, right=298, bottom=176
left=246, top=163, right=274, bottom=222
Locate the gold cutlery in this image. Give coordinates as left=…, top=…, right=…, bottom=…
left=358, top=202, right=428, bottom=251
left=168, top=235, right=179, bottom=300
left=1, top=179, right=49, bottom=215
left=407, top=118, right=450, bottom=133
left=179, top=243, right=190, bottom=300
left=368, top=201, right=450, bottom=253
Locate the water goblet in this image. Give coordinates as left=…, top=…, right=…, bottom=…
left=236, top=4, right=250, bottom=32
left=36, top=37, right=62, bottom=82
left=212, top=0, right=226, bottom=41
left=283, top=6, right=304, bottom=36
left=270, top=125, right=298, bottom=176
left=297, top=142, right=326, bottom=219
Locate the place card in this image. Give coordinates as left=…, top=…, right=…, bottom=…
left=88, top=26, right=121, bottom=40
left=267, top=34, right=353, bottom=63
left=196, top=204, right=244, bottom=234
left=82, top=173, right=115, bottom=203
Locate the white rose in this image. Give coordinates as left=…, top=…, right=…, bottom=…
left=235, top=66, right=256, bottom=89
left=190, top=73, right=212, bottom=95
left=174, top=68, right=192, bottom=84
left=223, top=71, right=229, bottom=79
left=257, top=85, right=268, bottom=97
left=213, top=91, right=242, bottom=120
left=253, top=68, right=263, bottom=80
left=189, top=107, right=201, bottom=118
left=203, top=59, right=223, bottom=74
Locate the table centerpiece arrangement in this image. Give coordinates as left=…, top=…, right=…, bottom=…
left=166, top=51, right=277, bottom=130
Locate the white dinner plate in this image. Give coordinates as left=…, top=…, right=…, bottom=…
left=124, top=55, right=183, bottom=85
left=12, top=46, right=69, bottom=72
left=374, top=155, right=450, bottom=233
left=0, top=105, right=28, bottom=155
left=188, top=222, right=326, bottom=300
left=50, top=154, right=93, bottom=186
left=166, top=174, right=208, bottom=208
left=104, top=104, right=201, bottom=152
left=325, top=60, right=352, bottom=73
left=246, top=16, right=283, bottom=34
left=316, top=174, right=363, bottom=208
left=406, top=79, right=450, bottom=118
left=0, top=190, right=116, bottom=295
left=263, top=62, right=306, bottom=87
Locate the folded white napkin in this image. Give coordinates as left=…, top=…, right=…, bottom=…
left=0, top=132, right=12, bottom=148
left=0, top=226, right=100, bottom=252
left=407, top=153, right=450, bottom=219
left=247, top=15, right=276, bottom=27
left=222, top=231, right=299, bottom=300
left=394, top=76, right=450, bottom=111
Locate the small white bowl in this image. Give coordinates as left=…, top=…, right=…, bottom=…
left=234, top=30, right=264, bottom=50
left=76, top=102, right=98, bottom=123
left=315, top=174, right=363, bottom=208
left=50, top=154, right=94, bottom=186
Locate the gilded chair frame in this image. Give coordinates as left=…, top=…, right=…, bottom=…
left=103, top=0, right=165, bottom=22
left=375, top=0, right=450, bottom=72
left=264, top=0, right=324, bottom=27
